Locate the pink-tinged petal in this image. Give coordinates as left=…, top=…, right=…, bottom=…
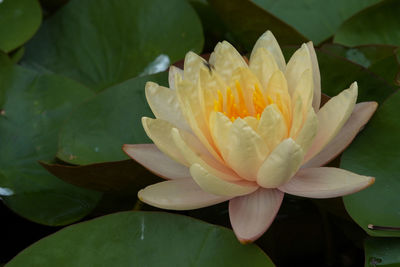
left=168, top=65, right=183, bottom=90
left=306, top=42, right=321, bottom=112
left=145, top=82, right=191, bottom=132
left=190, top=163, right=259, bottom=197
left=122, top=144, right=190, bottom=180
left=279, top=167, right=375, bottom=198
left=229, top=188, right=284, bottom=243
left=303, top=83, right=358, bottom=163
left=138, top=179, right=230, bottom=210
left=303, top=102, right=378, bottom=168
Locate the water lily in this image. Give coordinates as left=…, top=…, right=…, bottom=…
left=123, top=31, right=377, bottom=243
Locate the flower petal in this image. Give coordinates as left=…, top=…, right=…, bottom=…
left=306, top=42, right=321, bottom=111
left=145, top=82, right=191, bottom=132
left=257, top=104, right=288, bottom=151
left=226, top=118, right=269, bottom=181
left=285, top=44, right=312, bottom=96
left=257, top=138, right=304, bottom=188
left=303, top=83, right=358, bottom=163
left=229, top=188, right=284, bottom=243
left=171, top=127, right=241, bottom=182
left=294, top=107, right=318, bottom=153
left=250, top=30, right=286, bottom=71
left=138, top=178, right=230, bottom=210
left=123, top=144, right=190, bottom=180
left=249, top=47, right=279, bottom=90
left=190, top=163, right=259, bottom=197
left=209, top=41, right=248, bottom=83
left=183, top=51, right=206, bottom=83
left=176, top=76, right=224, bottom=163
left=209, top=111, right=232, bottom=161
left=279, top=167, right=375, bottom=198
left=168, top=65, right=183, bottom=90
left=303, top=101, right=378, bottom=168
left=142, top=117, right=188, bottom=166
left=265, top=70, right=292, bottom=124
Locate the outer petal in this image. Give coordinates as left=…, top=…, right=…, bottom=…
left=168, top=65, right=183, bottom=90
left=303, top=83, right=358, bottom=163
left=123, top=144, right=190, bottom=180
left=145, top=82, right=191, bottom=132
left=257, top=138, right=304, bottom=188
left=209, top=41, right=248, bottom=83
left=229, top=188, right=284, bottom=243
left=306, top=42, right=321, bottom=111
left=171, top=128, right=241, bottom=182
left=249, top=47, right=279, bottom=90
left=303, top=102, right=378, bottom=168
left=250, top=30, right=286, bottom=71
left=285, top=44, right=312, bottom=96
left=257, top=104, right=288, bottom=151
left=279, top=167, right=375, bottom=198
left=190, top=163, right=259, bottom=197
left=226, top=118, right=269, bottom=181
left=138, top=179, right=230, bottom=210
left=142, top=117, right=188, bottom=166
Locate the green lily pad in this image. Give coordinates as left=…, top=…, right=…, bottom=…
left=334, top=0, right=400, bottom=47
left=6, top=212, right=275, bottom=267
left=57, top=72, right=167, bottom=165
left=0, top=65, right=101, bottom=226
left=22, top=0, right=203, bottom=91
left=0, top=0, right=41, bottom=53
left=253, top=0, right=380, bottom=45
left=342, top=90, right=400, bottom=237
left=209, top=0, right=307, bottom=52
left=364, top=238, right=400, bottom=266
left=320, top=44, right=400, bottom=86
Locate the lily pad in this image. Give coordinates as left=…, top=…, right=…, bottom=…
left=364, top=238, right=400, bottom=266
left=320, top=44, right=400, bottom=86
left=342, top=90, right=400, bottom=237
left=57, top=72, right=167, bottom=165
left=209, top=0, right=307, bottom=52
left=6, top=212, right=275, bottom=267
left=334, top=0, right=400, bottom=47
left=0, top=65, right=101, bottom=226
left=22, top=0, right=203, bottom=91
left=0, top=0, right=41, bottom=52
left=253, top=0, right=381, bottom=45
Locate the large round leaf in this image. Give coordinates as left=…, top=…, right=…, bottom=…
left=364, top=238, right=400, bottom=266
left=22, top=0, right=203, bottom=91
left=57, top=72, right=167, bottom=165
left=334, top=0, right=400, bottom=47
left=209, top=0, right=307, bottom=52
left=0, top=0, right=41, bottom=52
left=253, top=0, right=380, bottom=45
left=6, top=212, right=275, bottom=267
left=342, top=90, right=400, bottom=237
left=0, top=65, right=101, bottom=226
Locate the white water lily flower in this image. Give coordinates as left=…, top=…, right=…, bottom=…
left=123, top=31, right=377, bottom=243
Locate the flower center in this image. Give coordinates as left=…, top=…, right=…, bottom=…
left=213, top=80, right=267, bottom=121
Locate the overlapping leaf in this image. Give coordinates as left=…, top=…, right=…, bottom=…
left=22, top=0, right=203, bottom=91
left=364, top=238, right=400, bottom=266
left=0, top=63, right=101, bottom=226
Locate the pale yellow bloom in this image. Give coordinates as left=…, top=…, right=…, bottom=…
left=123, top=31, right=376, bottom=243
